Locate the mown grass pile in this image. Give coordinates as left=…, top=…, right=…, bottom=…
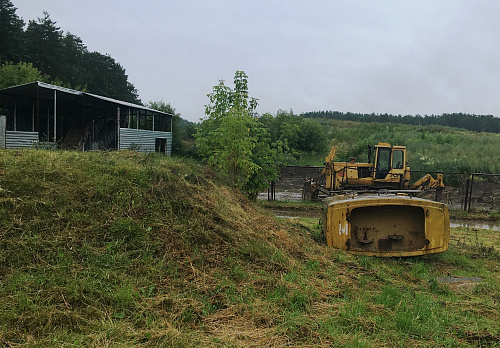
left=0, top=150, right=498, bottom=347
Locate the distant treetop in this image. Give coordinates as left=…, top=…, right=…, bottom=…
left=0, top=0, right=140, bottom=104
left=301, top=111, right=500, bottom=133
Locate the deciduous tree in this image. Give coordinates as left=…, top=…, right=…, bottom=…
left=196, top=71, right=283, bottom=199
left=0, top=61, right=46, bottom=89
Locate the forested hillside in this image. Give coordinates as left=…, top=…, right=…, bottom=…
left=0, top=0, right=139, bottom=103
left=309, top=119, right=500, bottom=185
left=302, top=110, right=500, bottom=134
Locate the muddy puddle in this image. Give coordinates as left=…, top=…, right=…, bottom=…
left=273, top=209, right=321, bottom=219
left=450, top=220, right=500, bottom=231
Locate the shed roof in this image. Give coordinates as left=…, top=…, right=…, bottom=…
left=0, top=81, right=173, bottom=116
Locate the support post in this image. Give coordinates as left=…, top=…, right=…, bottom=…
left=36, top=86, right=40, bottom=132
left=13, top=99, right=17, bottom=131
left=0, top=115, right=6, bottom=149
left=32, top=103, right=35, bottom=131
left=463, top=178, right=469, bottom=211
left=117, top=107, right=120, bottom=150
left=53, top=90, right=57, bottom=142
left=82, top=95, right=85, bottom=151
left=36, top=85, right=40, bottom=132
left=47, top=105, right=50, bottom=140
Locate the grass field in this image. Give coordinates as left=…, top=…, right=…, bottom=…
left=289, top=119, right=500, bottom=188
left=0, top=150, right=498, bottom=347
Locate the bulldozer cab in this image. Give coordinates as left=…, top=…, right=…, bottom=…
left=373, top=143, right=407, bottom=180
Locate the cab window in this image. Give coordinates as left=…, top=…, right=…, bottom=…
left=375, top=148, right=391, bottom=178
left=392, top=150, right=404, bottom=169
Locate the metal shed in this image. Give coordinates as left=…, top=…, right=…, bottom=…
left=0, top=81, right=173, bottom=154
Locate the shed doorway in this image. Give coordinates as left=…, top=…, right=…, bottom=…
left=155, top=138, right=167, bottom=154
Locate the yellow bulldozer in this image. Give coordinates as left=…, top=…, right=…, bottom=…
left=321, top=142, right=444, bottom=192
left=311, top=143, right=449, bottom=257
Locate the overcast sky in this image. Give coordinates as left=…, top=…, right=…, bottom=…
left=11, top=0, right=500, bottom=122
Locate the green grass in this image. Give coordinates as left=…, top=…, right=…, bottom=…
left=288, top=119, right=500, bottom=186
left=0, top=149, right=498, bottom=347
left=450, top=209, right=500, bottom=221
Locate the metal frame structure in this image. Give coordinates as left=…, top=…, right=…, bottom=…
left=0, top=81, right=173, bottom=154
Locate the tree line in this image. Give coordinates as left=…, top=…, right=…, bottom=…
left=0, top=0, right=139, bottom=103
left=302, top=110, right=500, bottom=134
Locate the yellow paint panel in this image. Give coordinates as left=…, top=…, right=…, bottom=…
left=322, top=194, right=449, bottom=257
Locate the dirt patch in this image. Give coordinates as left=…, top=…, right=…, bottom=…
left=437, top=277, right=482, bottom=292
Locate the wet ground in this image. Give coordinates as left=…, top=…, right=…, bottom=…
left=267, top=206, right=500, bottom=231
left=450, top=220, right=500, bottom=231
left=258, top=191, right=302, bottom=201
left=272, top=209, right=322, bottom=219
left=260, top=166, right=500, bottom=231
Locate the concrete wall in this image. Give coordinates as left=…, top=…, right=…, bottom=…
left=276, top=166, right=324, bottom=191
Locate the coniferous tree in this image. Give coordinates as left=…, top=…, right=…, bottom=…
left=60, top=32, right=88, bottom=89
left=0, top=0, right=24, bottom=63
left=1, top=5, right=140, bottom=104
left=82, top=51, right=140, bottom=103
left=23, top=12, right=64, bottom=78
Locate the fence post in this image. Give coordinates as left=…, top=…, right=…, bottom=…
left=468, top=174, right=474, bottom=212
left=463, top=178, right=469, bottom=211
left=268, top=181, right=276, bottom=201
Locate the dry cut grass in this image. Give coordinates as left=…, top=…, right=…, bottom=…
left=0, top=149, right=498, bottom=347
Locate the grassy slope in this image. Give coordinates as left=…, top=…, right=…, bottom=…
left=0, top=150, right=498, bottom=347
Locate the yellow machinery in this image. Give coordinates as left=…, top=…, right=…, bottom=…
left=321, top=143, right=444, bottom=191
left=322, top=194, right=449, bottom=256
left=316, top=143, right=449, bottom=256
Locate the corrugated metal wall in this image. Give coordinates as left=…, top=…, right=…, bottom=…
left=119, top=128, right=172, bottom=155
left=5, top=131, right=39, bottom=148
